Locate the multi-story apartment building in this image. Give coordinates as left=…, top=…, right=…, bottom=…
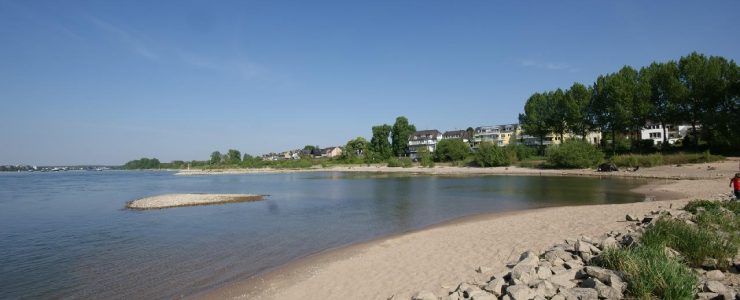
left=520, top=131, right=602, bottom=146
left=472, top=124, right=521, bottom=147
left=408, top=130, right=442, bottom=159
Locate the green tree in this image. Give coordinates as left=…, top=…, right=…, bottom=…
left=343, top=137, right=369, bottom=160
left=592, top=66, right=640, bottom=154
left=465, top=127, right=475, bottom=145
left=564, top=83, right=595, bottom=140
left=434, top=139, right=470, bottom=162
left=123, top=158, right=161, bottom=169
left=210, top=151, right=222, bottom=165
left=639, top=61, right=685, bottom=145
left=519, top=92, right=551, bottom=147
left=678, top=52, right=740, bottom=149
left=370, top=124, right=393, bottom=160
left=418, top=146, right=434, bottom=167
left=303, top=145, right=317, bottom=153
left=546, top=89, right=568, bottom=141
left=474, top=142, right=510, bottom=167
left=391, top=116, right=417, bottom=157
left=225, top=149, right=241, bottom=164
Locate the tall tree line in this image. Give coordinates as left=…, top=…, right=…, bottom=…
left=519, top=52, right=739, bottom=154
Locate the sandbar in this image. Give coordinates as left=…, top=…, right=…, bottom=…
left=126, top=193, right=263, bottom=209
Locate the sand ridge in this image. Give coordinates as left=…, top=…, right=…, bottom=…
left=126, top=193, right=263, bottom=209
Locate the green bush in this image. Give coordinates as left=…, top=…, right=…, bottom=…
left=610, top=154, right=663, bottom=168
left=610, top=152, right=724, bottom=168
left=418, top=147, right=435, bottom=168
left=684, top=200, right=740, bottom=246
left=387, top=157, right=402, bottom=167
left=684, top=199, right=740, bottom=215
left=545, top=140, right=603, bottom=168
left=400, top=157, right=413, bottom=168
left=434, top=139, right=471, bottom=162
left=505, top=144, right=537, bottom=161
left=474, top=142, right=511, bottom=167
left=594, top=245, right=696, bottom=299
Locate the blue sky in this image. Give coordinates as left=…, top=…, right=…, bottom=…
left=1, top=0, right=738, bottom=165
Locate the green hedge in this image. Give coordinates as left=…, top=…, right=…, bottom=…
left=545, top=140, right=603, bottom=168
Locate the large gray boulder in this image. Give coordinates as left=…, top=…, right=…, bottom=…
left=549, top=270, right=578, bottom=289
left=704, top=270, right=725, bottom=281
left=564, top=287, right=598, bottom=300
left=535, top=265, right=552, bottom=280
left=506, top=285, right=534, bottom=300
left=581, top=277, right=623, bottom=299
left=583, top=266, right=616, bottom=283
left=482, top=277, right=506, bottom=297
left=534, top=280, right=557, bottom=298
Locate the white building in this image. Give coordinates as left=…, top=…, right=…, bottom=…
left=640, top=123, right=695, bottom=145
left=408, top=130, right=442, bottom=159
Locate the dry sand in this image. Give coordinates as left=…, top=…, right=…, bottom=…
left=126, top=193, right=263, bottom=209
left=194, top=159, right=739, bottom=300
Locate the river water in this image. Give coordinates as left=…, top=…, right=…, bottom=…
left=0, top=171, right=650, bottom=299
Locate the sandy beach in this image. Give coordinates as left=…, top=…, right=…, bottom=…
left=194, top=159, right=738, bottom=300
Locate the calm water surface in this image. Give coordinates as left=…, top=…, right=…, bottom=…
left=0, top=171, right=650, bottom=299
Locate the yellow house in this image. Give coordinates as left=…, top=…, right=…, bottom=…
left=472, top=124, right=522, bottom=147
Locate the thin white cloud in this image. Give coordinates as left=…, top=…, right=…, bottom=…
left=87, top=16, right=159, bottom=60
left=176, top=49, right=266, bottom=81
left=520, top=59, right=579, bottom=72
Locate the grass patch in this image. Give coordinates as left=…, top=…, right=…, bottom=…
left=594, top=245, right=697, bottom=299
left=592, top=201, right=740, bottom=299
left=640, top=218, right=737, bottom=270
left=609, top=151, right=724, bottom=168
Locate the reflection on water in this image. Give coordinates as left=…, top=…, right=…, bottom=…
left=0, top=171, right=648, bottom=299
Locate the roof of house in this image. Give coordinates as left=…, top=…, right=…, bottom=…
left=443, top=130, right=471, bottom=139
left=321, top=146, right=341, bottom=154
left=409, top=130, right=441, bottom=140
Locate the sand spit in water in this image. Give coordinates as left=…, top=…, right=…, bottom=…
left=126, top=193, right=263, bottom=209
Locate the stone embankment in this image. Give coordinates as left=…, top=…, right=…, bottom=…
left=126, top=193, right=263, bottom=209
left=407, top=202, right=740, bottom=300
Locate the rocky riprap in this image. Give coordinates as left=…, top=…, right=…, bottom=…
left=406, top=204, right=740, bottom=300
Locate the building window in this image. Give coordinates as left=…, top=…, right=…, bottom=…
left=649, top=132, right=662, bottom=138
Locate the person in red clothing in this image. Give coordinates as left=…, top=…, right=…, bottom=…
left=732, top=173, right=740, bottom=199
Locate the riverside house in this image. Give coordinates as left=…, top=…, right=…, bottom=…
left=321, top=147, right=343, bottom=158
left=472, top=124, right=521, bottom=147
left=408, top=130, right=442, bottom=159
left=640, top=123, right=696, bottom=146
left=521, top=131, right=602, bottom=146
left=442, top=130, right=471, bottom=143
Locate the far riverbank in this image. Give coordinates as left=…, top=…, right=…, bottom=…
left=176, top=159, right=737, bottom=180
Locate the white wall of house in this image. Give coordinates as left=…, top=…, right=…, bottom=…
left=640, top=124, right=693, bottom=145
